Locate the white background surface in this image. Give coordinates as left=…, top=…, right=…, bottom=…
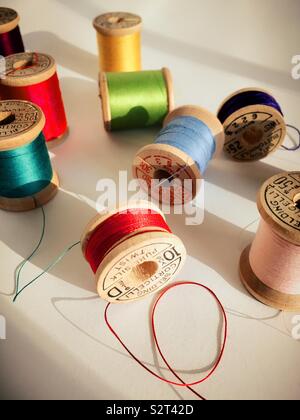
left=0, top=0, right=300, bottom=400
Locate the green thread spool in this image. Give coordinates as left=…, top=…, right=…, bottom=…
left=0, top=100, right=59, bottom=212
left=99, top=68, right=174, bottom=131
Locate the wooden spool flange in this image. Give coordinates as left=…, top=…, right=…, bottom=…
left=133, top=105, right=225, bottom=205
left=0, top=7, right=20, bottom=34
left=93, top=12, right=142, bottom=37
left=81, top=201, right=186, bottom=303
left=218, top=88, right=286, bottom=161
left=99, top=68, right=174, bottom=131
left=0, top=52, right=68, bottom=147
left=0, top=100, right=59, bottom=212
left=240, top=172, right=300, bottom=311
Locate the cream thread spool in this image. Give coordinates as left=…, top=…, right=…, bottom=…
left=240, top=172, right=300, bottom=311
left=133, top=105, right=224, bottom=205
left=0, top=100, right=59, bottom=212
left=0, top=52, right=68, bottom=147
left=93, top=12, right=142, bottom=73
left=218, top=88, right=286, bottom=161
left=81, top=201, right=186, bottom=304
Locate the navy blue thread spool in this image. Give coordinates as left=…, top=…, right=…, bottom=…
left=133, top=106, right=224, bottom=205
left=217, top=88, right=286, bottom=161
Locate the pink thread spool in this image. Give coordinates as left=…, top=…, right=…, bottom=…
left=240, top=172, right=300, bottom=311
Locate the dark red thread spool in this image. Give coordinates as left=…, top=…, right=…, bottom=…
left=0, top=7, right=25, bottom=57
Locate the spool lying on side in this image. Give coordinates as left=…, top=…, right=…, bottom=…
left=0, top=7, right=25, bottom=57
left=240, top=172, right=300, bottom=311
left=93, top=12, right=142, bottom=72
left=133, top=105, right=225, bottom=205
left=99, top=68, right=174, bottom=131
left=81, top=201, right=186, bottom=303
left=0, top=52, right=68, bottom=146
left=217, top=88, right=286, bottom=161
left=0, top=100, right=59, bottom=212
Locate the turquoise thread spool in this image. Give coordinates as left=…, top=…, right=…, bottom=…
left=0, top=100, right=59, bottom=212
left=133, top=106, right=224, bottom=205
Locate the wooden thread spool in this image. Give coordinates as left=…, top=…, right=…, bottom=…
left=240, top=172, right=300, bottom=311
left=218, top=88, right=286, bottom=161
left=93, top=12, right=142, bottom=72
left=133, top=105, right=224, bottom=205
left=0, top=7, right=24, bottom=57
left=0, top=100, right=59, bottom=212
left=0, top=52, right=68, bottom=147
left=99, top=68, right=174, bottom=132
left=81, top=201, right=186, bottom=303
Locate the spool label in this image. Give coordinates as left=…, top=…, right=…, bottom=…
left=224, top=110, right=285, bottom=161
left=263, top=173, right=300, bottom=231
left=101, top=242, right=184, bottom=302
left=0, top=8, right=17, bottom=25
left=5, top=53, right=52, bottom=78
left=135, top=154, right=196, bottom=205
left=0, top=101, right=40, bottom=138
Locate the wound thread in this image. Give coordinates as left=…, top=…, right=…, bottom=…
left=0, top=7, right=24, bottom=57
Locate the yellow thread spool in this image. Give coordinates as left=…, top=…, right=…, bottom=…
left=93, top=12, right=142, bottom=72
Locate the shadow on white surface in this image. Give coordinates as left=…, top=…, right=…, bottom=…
left=24, top=31, right=98, bottom=80
left=142, top=30, right=300, bottom=93
left=167, top=210, right=254, bottom=297
left=0, top=191, right=97, bottom=297
left=0, top=299, right=120, bottom=400
left=206, top=157, right=286, bottom=202
left=55, top=0, right=300, bottom=92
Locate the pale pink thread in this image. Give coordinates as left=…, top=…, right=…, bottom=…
left=249, top=220, right=300, bottom=295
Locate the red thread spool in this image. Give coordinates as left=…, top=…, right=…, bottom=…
left=0, top=7, right=24, bottom=57
left=0, top=52, right=68, bottom=147
left=81, top=202, right=186, bottom=303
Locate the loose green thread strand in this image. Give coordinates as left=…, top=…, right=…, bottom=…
left=107, top=70, right=169, bottom=131
left=14, top=206, right=46, bottom=301
left=13, top=207, right=81, bottom=302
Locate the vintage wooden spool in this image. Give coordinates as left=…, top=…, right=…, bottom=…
left=0, top=100, right=59, bottom=212
left=133, top=105, right=224, bottom=205
left=0, top=52, right=68, bottom=147
left=93, top=12, right=142, bottom=72
left=218, top=88, right=286, bottom=161
left=81, top=201, right=186, bottom=303
left=240, top=172, right=300, bottom=311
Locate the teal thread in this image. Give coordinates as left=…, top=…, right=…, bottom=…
left=13, top=207, right=81, bottom=302
left=0, top=133, right=53, bottom=198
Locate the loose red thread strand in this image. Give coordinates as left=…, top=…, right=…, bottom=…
left=104, top=281, right=228, bottom=401
left=85, top=210, right=171, bottom=273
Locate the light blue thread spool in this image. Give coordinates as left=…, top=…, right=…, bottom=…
left=134, top=106, right=225, bottom=204
left=0, top=100, right=59, bottom=212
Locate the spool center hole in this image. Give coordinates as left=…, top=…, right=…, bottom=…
left=107, top=16, right=124, bottom=24
left=243, top=127, right=264, bottom=145
left=13, top=58, right=34, bottom=70
left=130, top=261, right=159, bottom=284
left=154, top=169, right=173, bottom=183
left=293, top=193, right=300, bottom=210
left=0, top=111, right=15, bottom=126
